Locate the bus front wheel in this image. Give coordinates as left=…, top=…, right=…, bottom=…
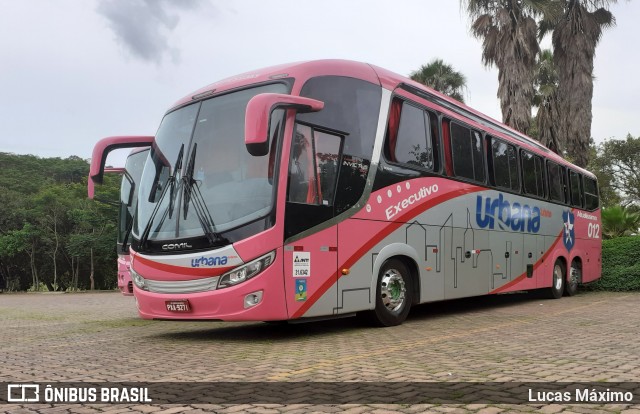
left=545, top=260, right=565, bottom=299
left=369, top=258, right=413, bottom=327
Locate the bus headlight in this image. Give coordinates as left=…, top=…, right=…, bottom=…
left=217, top=251, right=276, bottom=289
left=130, top=268, right=148, bottom=291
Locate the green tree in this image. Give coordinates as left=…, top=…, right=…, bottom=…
left=595, top=134, right=640, bottom=205
left=0, top=152, right=120, bottom=291
left=587, top=139, right=621, bottom=207
left=461, top=0, right=557, bottom=134
left=67, top=184, right=118, bottom=290
left=539, top=0, right=616, bottom=167
left=601, top=205, right=640, bottom=238
left=33, top=185, right=75, bottom=290
left=1, top=223, right=44, bottom=290
left=410, top=58, right=468, bottom=102
left=532, top=48, right=561, bottom=153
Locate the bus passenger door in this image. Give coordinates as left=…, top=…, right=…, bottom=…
left=282, top=124, right=341, bottom=319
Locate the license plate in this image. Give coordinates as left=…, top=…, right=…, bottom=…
left=165, top=300, right=191, bottom=313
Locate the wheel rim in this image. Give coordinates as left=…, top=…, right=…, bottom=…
left=380, top=268, right=406, bottom=313
left=554, top=265, right=563, bottom=291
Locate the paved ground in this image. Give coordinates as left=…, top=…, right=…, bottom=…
left=0, top=290, right=639, bottom=413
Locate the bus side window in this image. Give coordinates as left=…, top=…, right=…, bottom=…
left=386, top=101, right=434, bottom=171
left=441, top=119, right=453, bottom=176
left=584, top=176, right=599, bottom=210
left=427, top=111, right=440, bottom=173
left=490, top=137, right=519, bottom=192
left=569, top=170, right=584, bottom=208
left=547, top=161, right=567, bottom=203
left=521, top=150, right=546, bottom=198
left=385, top=99, right=402, bottom=162
left=450, top=121, right=485, bottom=183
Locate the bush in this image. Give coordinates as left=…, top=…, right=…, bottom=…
left=585, top=236, right=640, bottom=291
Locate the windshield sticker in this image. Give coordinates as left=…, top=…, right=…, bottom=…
left=293, top=252, right=310, bottom=277
left=295, top=279, right=307, bottom=301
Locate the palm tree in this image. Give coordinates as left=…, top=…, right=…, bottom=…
left=540, top=0, right=616, bottom=168
left=533, top=48, right=561, bottom=154
left=462, top=0, right=553, bottom=134
left=601, top=205, right=640, bottom=238
left=410, top=59, right=468, bottom=102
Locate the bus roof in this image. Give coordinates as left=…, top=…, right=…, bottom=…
left=171, top=59, right=595, bottom=179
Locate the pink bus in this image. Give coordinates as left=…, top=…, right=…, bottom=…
left=89, top=60, right=601, bottom=326
left=89, top=138, right=152, bottom=295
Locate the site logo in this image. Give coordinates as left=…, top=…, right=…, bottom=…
left=191, top=256, right=228, bottom=267
left=476, top=194, right=541, bottom=233
left=562, top=210, right=575, bottom=252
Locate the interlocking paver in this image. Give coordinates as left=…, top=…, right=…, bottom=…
left=0, top=291, right=638, bottom=413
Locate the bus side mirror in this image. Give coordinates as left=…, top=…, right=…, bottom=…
left=88, top=135, right=154, bottom=199
left=245, top=93, right=324, bottom=156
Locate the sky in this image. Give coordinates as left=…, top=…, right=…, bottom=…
left=1, top=0, right=638, bottom=167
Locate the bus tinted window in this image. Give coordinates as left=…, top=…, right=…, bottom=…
left=584, top=176, right=599, bottom=210
left=491, top=138, right=519, bottom=191
left=569, top=170, right=583, bottom=208
left=451, top=122, right=484, bottom=183
left=298, top=76, right=381, bottom=214
left=547, top=161, right=567, bottom=203
left=521, top=151, right=545, bottom=198
left=288, top=124, right=342, bottom=206
left=390, top=102, right=433, bottom=170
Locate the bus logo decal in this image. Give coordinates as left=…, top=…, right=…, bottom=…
left=191, top=256, right=228, bottom=267
left=563, top=210, right=575, bottom=252
left=476, top=194, right=541, bottom=233
left=384, top=184, right=439, bottom=220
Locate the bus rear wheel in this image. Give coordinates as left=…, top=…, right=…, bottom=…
left=565, top=260, right=581, bottom=296
left=369, top=258, right=413, bottom=327
left=545, top=260, right=565, bottom=299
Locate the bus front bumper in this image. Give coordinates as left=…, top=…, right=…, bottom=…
left=132, top=269, right=288, bottom=321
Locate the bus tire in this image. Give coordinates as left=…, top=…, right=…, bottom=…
left=545, top=260, right=565, bottom=299
left=369, top=258, right=413, bottom=327
left=565, top=260, right=580, bottom=296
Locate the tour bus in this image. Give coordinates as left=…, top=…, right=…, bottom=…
left=89, top=138, right=153, bottom=295
left=88, top=60, right=601, bottom=326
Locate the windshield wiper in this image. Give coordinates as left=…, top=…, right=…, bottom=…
left=138, top=144, right=184, bottom=249
left=182, top=143, right=223, bottom=245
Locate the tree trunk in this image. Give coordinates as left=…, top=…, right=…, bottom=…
left=30, top=242, right=39, bottom=290
left=53, top=218, right=58, bottom=291
left=90, top=247, right=95, bottom=290
left=75, top=258, right=79, bottom=289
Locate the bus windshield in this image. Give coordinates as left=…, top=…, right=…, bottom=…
left=133, top=83, right=288, bottom=247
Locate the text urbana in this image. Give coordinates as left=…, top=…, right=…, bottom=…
left=528, top=388, right=634, bottom=403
